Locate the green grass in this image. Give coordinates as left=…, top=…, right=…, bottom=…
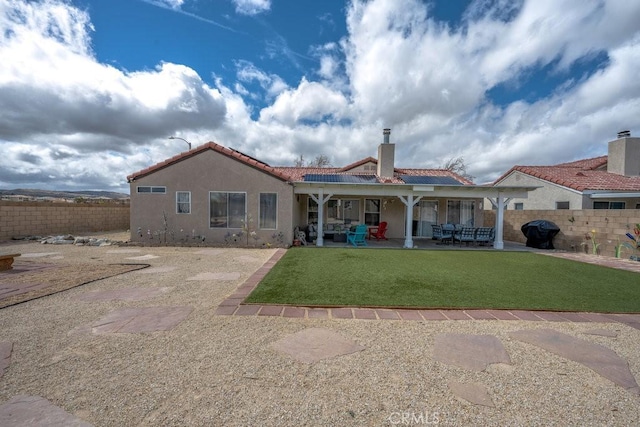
left=245, top=248, right=640, bottom=312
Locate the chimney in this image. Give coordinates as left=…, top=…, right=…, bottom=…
left=607, top=131, right=640, bottom=176
left=377, top=128, right=395, bottom=178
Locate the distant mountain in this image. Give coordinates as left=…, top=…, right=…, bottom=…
left=0, top=188, right=130, bottom=200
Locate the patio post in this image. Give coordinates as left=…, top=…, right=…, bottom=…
left=399, top=194, right=421, bottom=248
left=309, top=189, right=333, bottom=247
left=493, top=192, right=505, bottom=250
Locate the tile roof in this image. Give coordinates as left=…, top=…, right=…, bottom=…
left=494, top=155, right=640, bottom=192
left=128, top=141, right=471, bottom=186
left=127, top=142, right=292, bottom=182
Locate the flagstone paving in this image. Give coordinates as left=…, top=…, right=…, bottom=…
left=90, top=306, right=193, bottom=334
left=271, top=327, right=365, bottom=364
left=433, top=333, right=511, bottom=371
left=448, top=381, right=494, bottom=407
left=0, top=395, right=92, bottom=427
left=75, top=287, right=171, bottom=302
left=510, top=328, right=640, bottom=395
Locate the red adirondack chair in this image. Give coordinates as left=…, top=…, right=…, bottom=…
left=368, top=221, right=388, bottom=240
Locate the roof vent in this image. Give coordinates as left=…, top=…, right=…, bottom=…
left=617, top=130, right=631, bottom=138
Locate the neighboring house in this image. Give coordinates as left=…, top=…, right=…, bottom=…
left=127, top=129, right=536, bottom=248
left=491, top=132, right=640, bottom=210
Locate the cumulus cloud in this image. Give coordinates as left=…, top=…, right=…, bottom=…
left=233, top=0, right=270, bottom=16
left=1, top=0, right=639, bottom=191
left=0, top=0, right=226, bottom=190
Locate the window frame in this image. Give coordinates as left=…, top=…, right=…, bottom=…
left=364, top=198, right=381, bottom=226
left=555, top=201, right=570, bottom=210
left=209, top=191, right=246, bottom=229
left=446, top=200, right=475, bottom=226
left=176, top=191, right=191, bottom=214
left=259, top=193, right=278, bottom=230
left=514, top=202, right=524, bottom=210
left=137, top=186, right=166, bottom=194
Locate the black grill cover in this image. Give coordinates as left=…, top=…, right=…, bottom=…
left=521, top=220, right=560, bottom=249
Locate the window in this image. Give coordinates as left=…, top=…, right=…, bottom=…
left=137, top=186, right=166, bottom=194
left=446, top=200, right=474, bottom=226
left=514, top=202, right=524, bottom=210
left=327, top=199, right=360, bottom=223
left=364, top=199, right=381, bottom=226
left=176, top=191, right=191, bottom=214
left=594, top=201, right=625, bottom=209
left=307, top=198, right=318, bottom=224
left=555, top=201, right=570, bottom=210
left=259, top=193, right=277, bottom=229
left=209, top=192, right=246, bottom=228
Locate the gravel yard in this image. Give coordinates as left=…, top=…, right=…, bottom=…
left=0, top=232, right=639, bottom=426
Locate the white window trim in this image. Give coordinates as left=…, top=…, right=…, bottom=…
left=209, top=191, right=247, bottom=229
left=137, top=186, right=166, bottom=194
left=259, top=193, right=278, bottom=230
left=176, top=191, right=191, bottom=214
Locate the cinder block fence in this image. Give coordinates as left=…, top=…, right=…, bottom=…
left=0, top=201, right=130, bottom=241
left=485, top=209, right=640, bottom=257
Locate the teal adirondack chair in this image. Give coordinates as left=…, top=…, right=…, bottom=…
left=346, top=224, right=368, bottom=247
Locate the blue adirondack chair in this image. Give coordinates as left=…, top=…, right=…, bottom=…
left=346, top=224, right=368, bottom=247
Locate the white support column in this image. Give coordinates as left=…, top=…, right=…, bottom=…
left=494, top=192, right=505, bottom=250
left=310, top=190, right=333, bottom=247
left=399, top=195, right=422, bottom=248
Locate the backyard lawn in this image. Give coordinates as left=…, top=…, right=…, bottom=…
left=245, top=248, right=640, bottom=312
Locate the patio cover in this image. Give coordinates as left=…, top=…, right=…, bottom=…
left=293, top=181, right=540, bottom=249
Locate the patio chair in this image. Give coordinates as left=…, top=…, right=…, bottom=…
left=431, top=224, right=443, bottom=240
left=368, top=221, right=388, bottom=240
left=474, top=227, right=494, bottom=246
left=346, top=224, right=368, bottom=247
left=456, top=227, right=476, bottom=246
left=440, top=224, right=455, bottom=244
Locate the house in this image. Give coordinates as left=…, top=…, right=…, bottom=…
left=491, top=131, right=640, bottom=210
left=127, top=129, right=537, bottom=248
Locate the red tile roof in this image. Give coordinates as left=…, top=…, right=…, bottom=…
left=128, top=141, right=471, bottom=186
left=127, top=142, right=292, bottom=182
left=494, top=155, right=640, bottom=191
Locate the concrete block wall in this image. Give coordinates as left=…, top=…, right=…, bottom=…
left=484, top=209, right=640, bottom=257
left=0, top=202, right=130, bottom=241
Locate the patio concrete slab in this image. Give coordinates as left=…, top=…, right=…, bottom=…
left=509, top=329, right=640, bottom=394
left=91, top=306, right=192, bottom=334
left=236, top=255, right=258, bottom=262
left=1, top=342, right=12, bottom=379
left=271, top=327, right=365, bottom=364
left=136, top=266, right=177, bottom=274
left=186, top=272, right=240, bottom=281
left=448, top=381, right=494, bottom=407
left=0, top=395, right=92, bottom=426
left=76, top=287, right=171, bottom=302
left=434, top=333, right=511, bottom=371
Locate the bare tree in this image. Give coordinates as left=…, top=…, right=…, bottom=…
left=442, top=156, right=475, bottom=181
left=294, top=154, right=332, bottom=167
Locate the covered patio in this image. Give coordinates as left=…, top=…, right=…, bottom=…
left=294, top=182, right=539, bottom=250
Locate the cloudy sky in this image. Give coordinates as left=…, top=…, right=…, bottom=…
left=1, top=0, right=639, bottom=193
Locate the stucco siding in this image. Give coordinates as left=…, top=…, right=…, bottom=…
left=129, top=150, right=293, bottom=246
left=493, top=172, right=583, bottom=209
